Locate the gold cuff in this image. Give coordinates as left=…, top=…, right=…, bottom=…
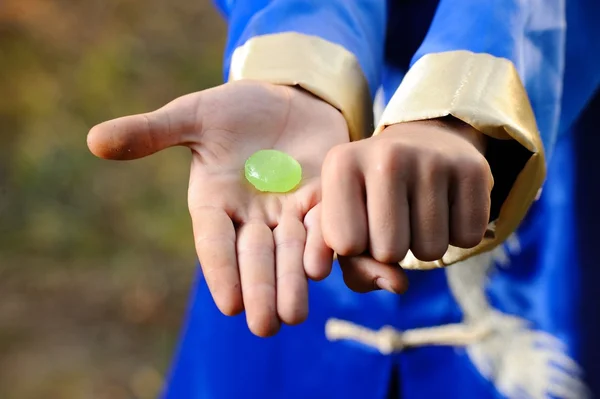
left=229, top=32, right=373, bottom=141
left=375, top=50, right=546, bottom=270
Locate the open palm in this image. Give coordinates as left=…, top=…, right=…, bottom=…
left=87, top=81, right=349, bottom=336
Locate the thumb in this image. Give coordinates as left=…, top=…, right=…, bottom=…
left=87, top=93, right=202, bottom=160
left=339, top=255, right=408, bottom=294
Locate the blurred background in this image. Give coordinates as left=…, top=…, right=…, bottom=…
left=0, top=1, right=226, bottom=398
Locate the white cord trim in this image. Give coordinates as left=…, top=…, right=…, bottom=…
left=325, top=318, right=493, bottom=355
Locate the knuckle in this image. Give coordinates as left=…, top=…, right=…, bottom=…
left=452, top=223, right=487, bottom=249
left=369, top=141, right=414, bottom=181
left=411, top=239, right=448, bottom=262
left=394, top=148, right=413, bottom=170
left=276, top=271, right=306, bottom=287
left=473, top=154, right=492, bottom=175
left=372, top=142, right=400, bottom=174
left=235, top=244, right=272, bottom=258
left=194, top=233, right=234, bottom=254
left=323, top=145, right=355, bottom=175
left=329, top=238, right=366, bottom=257
left=456, top=155, right=492, bottom=184
left=371, top=245, right=408, bottom=264
left=453, top=231, right=485, bottom=249
left=323, top=224, right=367, bottom=256
left=308, top=271, right=329, bottom=282
left=274, top=237, right=305, bottom=251
left=422, top=153, right=450, bottom=176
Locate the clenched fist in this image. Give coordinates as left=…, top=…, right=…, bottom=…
left=321, top=118, right=493, bottom=293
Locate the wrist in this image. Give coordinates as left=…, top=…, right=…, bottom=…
left=427, top=116, right=488, bottom=154
left=388, top=116, right=488, bottom=155
left=228, top=32, right=372, bottom=142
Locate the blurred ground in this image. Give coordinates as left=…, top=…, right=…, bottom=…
left=0, top=1, right=226, bottom=398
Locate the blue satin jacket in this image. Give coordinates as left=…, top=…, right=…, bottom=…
left=164, top=1, right=600, bottom=398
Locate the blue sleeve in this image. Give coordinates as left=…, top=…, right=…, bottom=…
left=558, top=1, right=600, bottom=136
left=412, top=0, right=600, bottom=160
left=213, top=0, right=387, bottom=97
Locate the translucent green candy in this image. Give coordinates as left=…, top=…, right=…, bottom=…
left=244, top=149, right=302, bottom=193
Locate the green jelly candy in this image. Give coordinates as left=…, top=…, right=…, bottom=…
left=244, top=149, right=302, bottom=193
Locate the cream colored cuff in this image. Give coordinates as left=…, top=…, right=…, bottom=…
left=229, top=32, right=373, bottom=141
left=375, top=50, right=546, bottom=270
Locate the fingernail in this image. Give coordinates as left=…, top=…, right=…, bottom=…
left=375, top=278, right=398, bottom=294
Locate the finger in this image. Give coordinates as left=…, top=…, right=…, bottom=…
left=366, top=163, right=410, bottom=264
left=321, top=145, right=368, bottom=256
left=190, top=206, right=242, bottom=316
left=87, top=93, right=201, bottom=160
left=273, top=215, right=308, bottom=325
left=237, top=221, right=279, bottom=337
left=449, top=158, right=492, bottom=248
left=339, top=255, right=409, bottom=294
left=410, top=161, right=450, bottom=261
left=303, top=204, right=334, bottom=281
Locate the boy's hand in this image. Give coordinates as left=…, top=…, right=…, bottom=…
left=321, top=118, right=493, bottom=293
left=87, top=81, right=348, bottom=337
